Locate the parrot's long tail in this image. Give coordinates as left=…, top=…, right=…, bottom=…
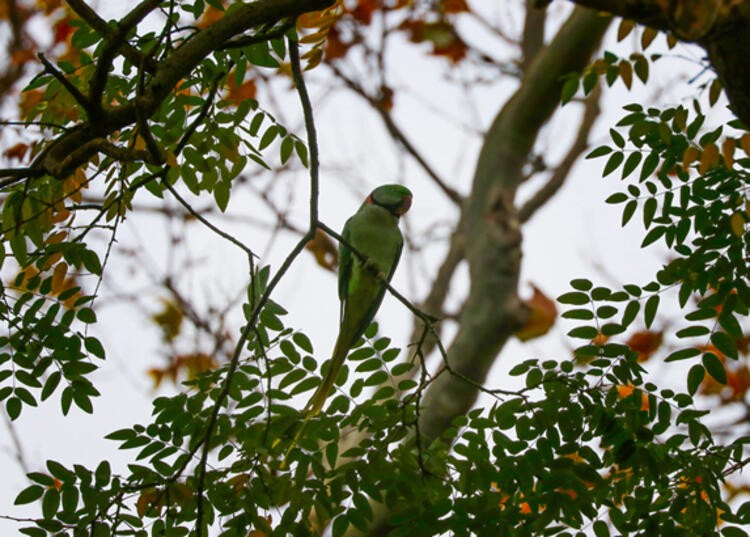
left=280, top=336, right=349, bottom=467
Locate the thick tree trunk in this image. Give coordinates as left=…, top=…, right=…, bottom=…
left=354, top=6, right=612, bottom=536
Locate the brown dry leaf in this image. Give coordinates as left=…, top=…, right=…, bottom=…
left=698, top=143, right=720, bottom=174
left=618, top=60, right=633, bottom=89
left=351, top=0, right=378, bottom=24
left=721, top=138, right=735, bottom=168
left=136, top=488, right=162, bottom=518
left=640, top=27, right=658, bottom=50
left=305, top=228, right=338, bottom=272
left=515, top=285, right=557, bottom=342
left=152, top=298, right=184, bottom=342
left=682, top=146, right=699, bottom=169
left=617, top=19, right=635, bottom=41
left=441, top=0, right=470, bottom=13
left=3, top=143, right=29, bottom=161
left=51, top=262, right=68, bottom=295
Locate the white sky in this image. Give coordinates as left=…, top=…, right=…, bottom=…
left=0, top=1, right=737, bottom=533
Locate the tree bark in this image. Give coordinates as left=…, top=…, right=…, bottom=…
left=356, top=6, right=612, bottom=535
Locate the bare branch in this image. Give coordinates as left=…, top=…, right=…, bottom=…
left=517, top=84, right=602, bottom=223
left=329, top=63, right=462, bottom=206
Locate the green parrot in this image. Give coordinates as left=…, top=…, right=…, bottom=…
left=283, top=184, right=412, bottom=460
left=308, top=183, right=412, bottom=415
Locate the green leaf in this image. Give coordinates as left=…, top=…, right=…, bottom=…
left=641, top=225, right=666, bottom=247
left=77, top=308, right=97, bottom=324
left=610, top=128, right=626, bottom=148
left=593, top=520, right=610, bottom=537
left=587, top=145, right=612, bottom=159
left=621, top=300, right=640, bottom=327
left=640, top=150, right=660, bottom=181
left=568, top=326, right=599, bottom=339
left=85, top=337, right=106, bottom=359
left=214, top=180, right=230, bottom=212
left=15, top=484, right=44, bottom=505
left=622, top=199, right=637, bottom=226
left=603, top=151, right=624, bottom=177
left=557, top=292, right=590, bottom=305
left=560, top=77, right=579, bottom=104
left=42, top=488, right=60, bottom=519
left=665, top=347, right=700, bottom=362
left=622, top=151, right=642, bottom=179
left=259, top=125, right=279, bottom=150
left=711, top=331, right=738, bottom=359
left=605, top=192, right=628, bottom=204
left=703, top=352, right=726, bottom=384
left=6, top=396, right=21, bottom=420
left=570, top=279, right=593, bottom=291
left=644, top=294, right=659, bottom=328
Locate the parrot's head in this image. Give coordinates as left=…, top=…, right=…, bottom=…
left=367, top=184, right=413, bottom=217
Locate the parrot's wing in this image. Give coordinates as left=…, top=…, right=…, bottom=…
left=337, top=219, right=353, bottom=324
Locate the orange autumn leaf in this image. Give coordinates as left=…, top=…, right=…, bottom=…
left=53, top=17, right=74, bottom=44
left=592, top=332, right=609, bottom=346
left=324, top=25, right=349, bottom=60
left=351, top=0, right=378, bottom=24
left=197, top=5, right=224, bottom=29
left=3, top=142, right=29, bottom=161
left=516, top=285, right=557, bottom=341
left=226, top=77, right=257, bottom=106
left=625, top=330, right=662, bottom=361
left=616, top=384, right=649, bottom=411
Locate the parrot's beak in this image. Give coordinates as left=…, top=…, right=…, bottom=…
left=395, top=195, right=412, bottom=216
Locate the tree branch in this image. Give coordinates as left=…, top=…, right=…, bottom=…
left=517, top=84, right=602, bottom=223
left=32, top=0, right=334, bottom=179
left=329, top=63, right=462, bottom=205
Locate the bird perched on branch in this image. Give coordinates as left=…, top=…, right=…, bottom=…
left=283, top=184, right=412, bottom=462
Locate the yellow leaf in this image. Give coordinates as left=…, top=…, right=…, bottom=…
left=134, top=134, right=147, bottom=151
left=731, top=212, right=745, bottom=237
left=165, top=151, right=178, bottom=167
left=299, top=28, right=330, bottom=45
left=51, top=262, right=68, bottom=295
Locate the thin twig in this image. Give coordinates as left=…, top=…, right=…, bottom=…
left=329, top=63, right=462, bottom=205
left=517, top=84, right=602, bottom=223
left=37, top=53, right=94, bottom=117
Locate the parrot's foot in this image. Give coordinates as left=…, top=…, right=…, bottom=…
left=361, top=257, right=386, bottom=282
